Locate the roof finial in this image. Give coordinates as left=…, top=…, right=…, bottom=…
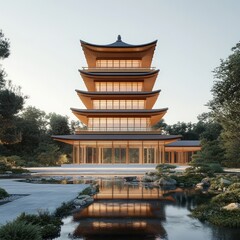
left=117, top=35, right=122, bottom=42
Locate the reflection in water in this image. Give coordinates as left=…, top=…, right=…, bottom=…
left=57, top=178, right=240, bottom=240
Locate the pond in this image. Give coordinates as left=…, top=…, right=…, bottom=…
left=56, top=178, right=240, bottom=240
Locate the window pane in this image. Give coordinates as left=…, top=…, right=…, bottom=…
left=96, top=82, right=100, bottom=91
left=120, top=60, right=126, bottom=68
left=119, top=100, right=125, bottom=109
left=103, top=148, right=112, bottom=163
left=129, top=148, right=139, bottom=163
left=113, top=100, right=119, bottom=109
left=106, top=82, right=113, bottom=91
left=132, top=100, right=138, bottom=109
left=113, top=82, right=119, bottom=91
left=101, top=82, right=106, bottom=91
left=106, top=100, right=113, bottom=109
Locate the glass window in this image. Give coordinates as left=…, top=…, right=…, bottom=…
left=93, top=100, right=99, bottom=109
left=113, top=100, right=119, bottom=109
left=139, top=100, right=145, bottom=109
left=126, top=82, right=132, bottom=91
left=96, top=82, right=100, bottom=91
left=96, top=60, right=142, bottom=68
left=120, top=61, right=126, bottom=68
left=103, top=148, right=112, bottom=163
left=129, top=148, right=139, bottom=163
left=137, top=82, right=143, bottom=91
left=106, top=82, right=113, bottom=91
left=119, top=101, right=125, bottom=109
left=132, top=100, right=138, bottom=109
left=114, top=147, right=126, bottom=163
left=101, top=82, right=107, bottom=91
left=144, top=148, right=155, bottom=163
left=126, top=60, right=132, bottom=68
left=100, top=118, right=106, bottom=130
left=121, top=118, right=128, bottom=131
left=113, top=82, right=119, bottom=91
left=107, top=118, right=114, bottom=131
left=120, top=82, right=127, bottom=91
left=107, top=100, right=113, bottom=109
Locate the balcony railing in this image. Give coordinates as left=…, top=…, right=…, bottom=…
left=81, top=67, right=156, bottom=73
left=75, top=127, right=161, bottom=134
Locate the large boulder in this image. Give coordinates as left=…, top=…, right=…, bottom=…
left=154, top=177, right=177, bottom=186
left=74, top=195, right=94, bottom=206
left=142, top=175, right=158, bottom=182
left=222, top=203, right=240, bottom=211
left=220, top=178, right=232, bottom=185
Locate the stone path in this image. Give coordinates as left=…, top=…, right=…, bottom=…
left=0, top=179, right=88, bottom=225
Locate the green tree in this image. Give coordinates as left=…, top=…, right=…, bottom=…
left=165, top=121, right=200, bottom=140
left=48, top=113, right=70, bottom=135
left=0, top=30, right=26, bottom=144
left=209, top=42, right=240, bottom=166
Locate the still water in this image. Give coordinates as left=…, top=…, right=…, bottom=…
left=56, top=178, right=240, bottom=240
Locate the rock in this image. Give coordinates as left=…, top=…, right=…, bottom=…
left=201, top=177, right=210, bottom=187
left=124, top=176, right=138, bottom=182
left=222, top=203, right=240, bottom=211
left=220, top=178, right=232, bottom=185
left=142, top=175, right=158, bottom=182
left=74, top=195, right=94, bottom=206
left=195, top=183, right=204, bottom=189
left=154, top=177, right=177, bottom=186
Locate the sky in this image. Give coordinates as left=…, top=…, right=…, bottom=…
left=0, top=0, right=240, bottom=125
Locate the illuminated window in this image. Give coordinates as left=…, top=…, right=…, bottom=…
left=96, top=60, right=141, bottom=68
left=93, top=99, right=145, bottom=109
left=95, top=82, right=143, bottom=92
left=88, top=117, right=150, bottom=131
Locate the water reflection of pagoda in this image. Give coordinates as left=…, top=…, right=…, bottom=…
left=53, top=36, right=201, bottom=165
left=72, top=180, right=177, bottom=239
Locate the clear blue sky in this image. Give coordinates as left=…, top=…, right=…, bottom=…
left=0, top=0, right=240, bottom=124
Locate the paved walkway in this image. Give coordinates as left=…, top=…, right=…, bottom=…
left=27, top=164, right=190, bottom=176
left=0, top=179, right=88, bottom=225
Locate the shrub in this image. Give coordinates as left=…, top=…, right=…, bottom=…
left=54, top=202, right=75, bottom=218
left=228, top=182, right=240, bottom=191
left=209, top=163, right=224, bottom=173
left=211, top=189, right=240, bottom=205
left=17, top=211, right=62, bottom=239
left=0, top=220, right=42, bottom=240
left=0, top=187, right=9, bottom=199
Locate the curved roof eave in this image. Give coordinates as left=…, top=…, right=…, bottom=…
left=71, top=108, right=168, bottom=114
left=79, top=69, right=159, bottom=77
left=80, top=39, right=158, bottom=49
left=52, top=134, right=181, bottom=142
left=75, top=89, right=161, bottom=96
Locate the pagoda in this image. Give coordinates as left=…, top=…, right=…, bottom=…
left=53, top=36, right=201, bottom=164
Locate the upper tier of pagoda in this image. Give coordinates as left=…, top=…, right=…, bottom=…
left=80, top=35, right=157, bottom=68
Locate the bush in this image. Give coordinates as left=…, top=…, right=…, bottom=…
left=211, top=189, right=240, bottom=205
left=54, top=202, right=75, bottom=218
left=17, top=211, right=62, bottom=239
left=0, top=187, right=9, bottom=199
left=209, top=163, right=223, bottom=173
left=0, top=220, right=42, bottom=240
left=228, top=182, right=240, bottom=191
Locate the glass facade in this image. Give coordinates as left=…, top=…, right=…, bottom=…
left=95, top=82, right=143, bottom=92
left=73, top=141, right=164, bottom=164
left=93, top=100, right=145, bottom=109
left=96, top=60, right=141, bottom=68
left=88, top=117, right=150, bottom=131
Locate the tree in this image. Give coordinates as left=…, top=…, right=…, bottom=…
left=0, top=30, right=26, bottom=144
left=209, top=42, right=240, bottom=166
left=0, top=30, right=10, bottom=89
left=48, top=113, right=70, bottom=135
left=165, top=121, right=200, bottom=140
